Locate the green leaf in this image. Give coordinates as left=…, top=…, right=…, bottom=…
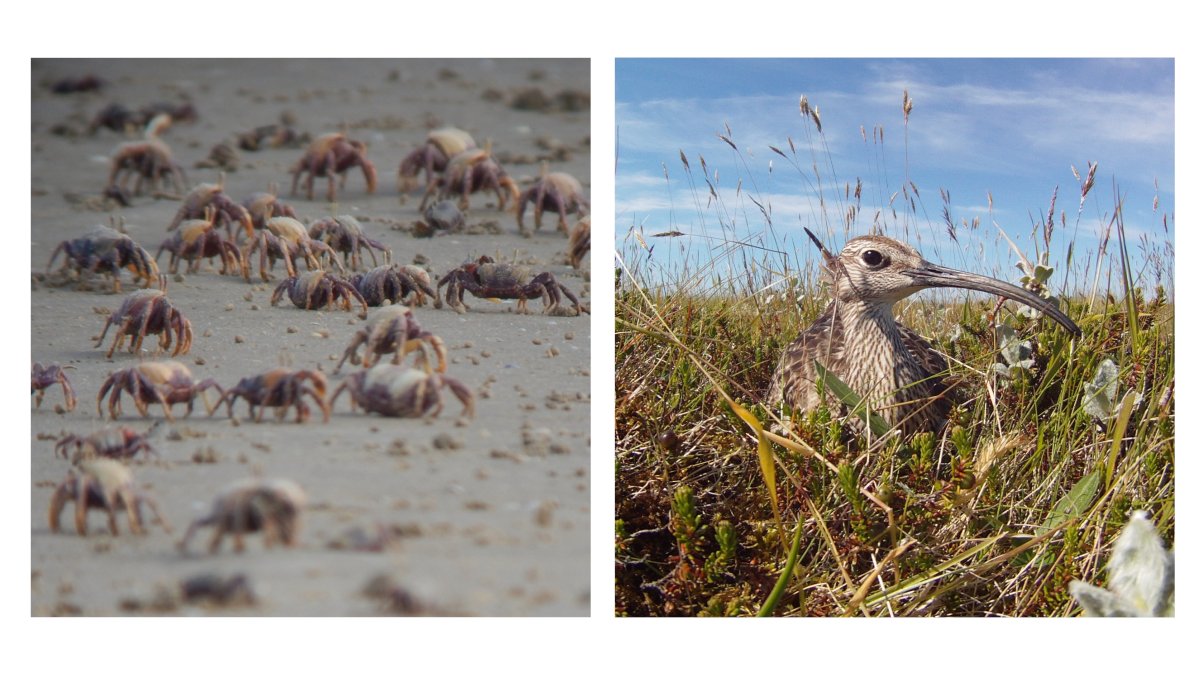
left=1040, top=470, right=1100, bottom=536
left=1083, top=359, right=1120, bottom=420
left=813, top=360, right=892, bottom=437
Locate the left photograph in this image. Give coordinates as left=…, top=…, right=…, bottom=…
left=30, top=58, right=591, bottom=616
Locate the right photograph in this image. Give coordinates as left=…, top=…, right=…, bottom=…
left=614, top=58, right=1175, bottom=617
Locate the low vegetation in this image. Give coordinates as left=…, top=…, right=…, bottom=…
left=614, top=95, right=1174, bottom=617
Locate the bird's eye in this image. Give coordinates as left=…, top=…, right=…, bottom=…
left=861, top=249, right=884, bottom=267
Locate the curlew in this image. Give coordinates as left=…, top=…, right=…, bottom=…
left=768, top=229, right=1080, bottom=436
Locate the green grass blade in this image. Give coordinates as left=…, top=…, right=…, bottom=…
left=1105, top=390, right=1139, bottom=488
left=726, top=397, right=782, bottom=534
left=756, top=522, right=805, bottom=617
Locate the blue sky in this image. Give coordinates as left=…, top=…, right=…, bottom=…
left=615, top=59, right=1175, bottom=295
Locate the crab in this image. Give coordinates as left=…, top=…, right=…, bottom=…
left=97, top=360, right=222, bottom=420
left=106, top=116, right=187, bottom=195
left=237, top=123, right=307, bottom=151
left=290, top=132, right=378, bottom=201
left=93, top=289, right=194, bottom=358
left=178, top=478, right=305, bottom=554
left=241, top=186, right=298, bottom=234
left=156, top=208, right=244, bottom=276
left=271, top=270, right=369, bottom=319
left=419, top=146, right=519, bottom=212
left=47, top=224, right=163, bottom=292
left=106, top=136, right=175, bottom=190
left=216, top=368, right=330, bottom=423
left=140, top=101, right=198, bottom=125
left=88, top=101, right=196, bottom=135
left=437, top=256, right=587, bottom=316
left=349, top=264, right=442, bottom=309
left=51, top=74, right=105, bottom=94
left=308, top=215, right=392, bottom=271
left=168, top=180, right=254, bottom=239
left=334, top=305, right=447, bottom=374
left=567, top=216, right=590, bottom=269
left=55, top=426, right=158, bottom=462
left=88, top=102, right=141, bottom=135
left=397, top=127, right=476, bottom=192
left=48, top=459, right=170, bottom=536
left=516, top=168, right=590, bottom=235
left=242, top=216, right=343, bottom=282
left=421, top=200, right=466, bottom=234
left=32, top=363, right=77, bottom=412
left=331, top=364, right=474, bottom=420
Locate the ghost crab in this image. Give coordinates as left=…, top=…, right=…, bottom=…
left=271, top=270, right=368, bottom=319
left=241, top=186, right=297, bottom=235
left=106, top=115, right=187, bottom=195
left=349, top=264, right=442, bottom=308
left=516, top=167, right=590, bottom=236
left=397, top=127, right=476, bottom=192
left=331, top=364, right=474, bottom=419
left=420, top=200, right=466, bottom=234
left=242, top=216, right=343, bottom=282
left=47, top=224, right=164, bottom=293
left=419, top=145, right=519, bottom=213
left=48, top=459, right=170, bottom=536
left=216, top=368, right=330, bottom=423
left=178, top=478, right=305, bottom=554
left=308, top=215, right=392, bottom=271
left=290, top=132, right=378, bottom=201
left=97, top=360, right=221, bottom=420
left=107, top=140, right=187, bottom=196
left=237, top=122, right=307, bottom=151
left=89, top=102, right=197, bottom=135
left=94, top=289, right=194, bottom=358
left=334, top=305, right=447, bottom=375
left=567, top=216, right=590, bottom=269
left=437, top=256, right=587, bottom=316
left=55, top=426, right=158, bottom=462
left=88, top=102, right=140, bottom=135
left=156, top=208, right=244, bottom=276
left=168, top=179, right=254, bottom=240
left=32, top=363, right=78, bottom=412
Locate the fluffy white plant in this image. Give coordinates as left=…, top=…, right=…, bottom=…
left=1069, top=510, right=1174, bottom=617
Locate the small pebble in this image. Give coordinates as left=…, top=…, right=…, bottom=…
left=432, top=433, right=462, bottom=450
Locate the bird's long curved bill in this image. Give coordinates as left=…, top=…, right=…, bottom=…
left=905, top=263, right=1081, bottom=336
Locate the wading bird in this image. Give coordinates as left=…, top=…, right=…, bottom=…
left=768, top=229, right=1080, bottom=436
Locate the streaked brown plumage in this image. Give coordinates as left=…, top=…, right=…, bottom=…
left=768, top=230, right=1080, bottom=436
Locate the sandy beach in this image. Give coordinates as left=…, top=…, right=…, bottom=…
left=30, top=58, right=591, bottom=616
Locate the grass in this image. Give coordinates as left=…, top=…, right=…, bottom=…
left=614, top=97, right=1174, bottom=617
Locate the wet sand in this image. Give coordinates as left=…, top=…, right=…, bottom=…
left=30, top=58, right=591, bottom=616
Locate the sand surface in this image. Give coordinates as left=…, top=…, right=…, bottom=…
left=30, top=59, right=590, bottom=616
